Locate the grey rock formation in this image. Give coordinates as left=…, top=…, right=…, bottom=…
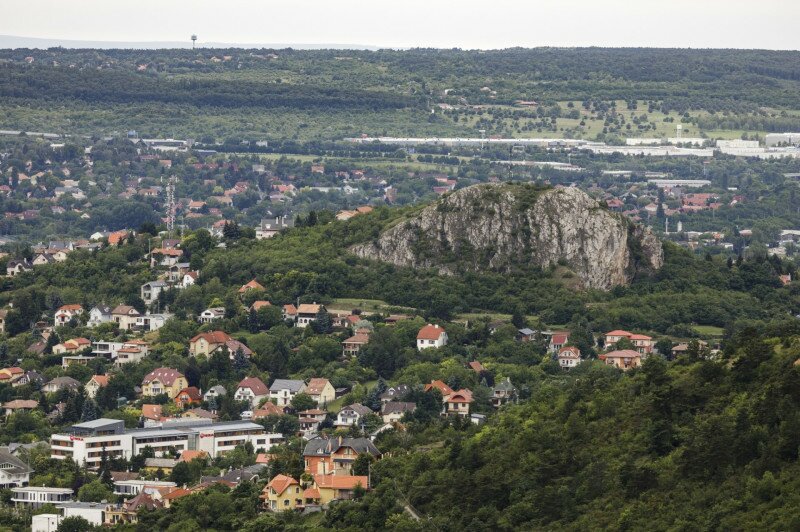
left=350, top=183, right=663, bottom=290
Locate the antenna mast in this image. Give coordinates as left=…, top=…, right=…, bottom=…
left=165, top=176, right=177, bottom=237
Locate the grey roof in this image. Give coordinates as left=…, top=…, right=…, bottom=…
left=0, top=448, right=33, bottom=475
left=303, top=436, right=380, bottom=457
left=381, top=402, right=416, bottom=415
left=204, top=385, right=227, bottom=396
left=518, top=328, right=536, bottom=336
left=343, top=403, right=373, bottom=417
left=46, top=376, right=81, bottom=388
left=493, top=377, right=516, bottom=392
left=91, top=305, right=113, bottom=314
left=379, top=384, right=410, bottom=400
left=269, top=379, right=305, bottom=393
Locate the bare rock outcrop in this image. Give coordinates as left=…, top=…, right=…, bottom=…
left=350, top=183, right=663, bottom=290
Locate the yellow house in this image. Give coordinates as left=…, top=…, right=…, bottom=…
left=305, top=378, right=336, bottom=406
left=141, top=368, right=188, bottom=398
left=312, top=474, right=368, bottom=505
left=188, top=331, right=231, bottom=357
left=260, top=474, right=302, bottom=512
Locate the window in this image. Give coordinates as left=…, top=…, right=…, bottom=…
left=283, top=499, right=289, bottom=506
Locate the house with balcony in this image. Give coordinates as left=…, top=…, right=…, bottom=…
left=0, top=448, right=33, bottom=488
left=141, top=368, right=187, bottom=399
left=269, top=379, right=306, bottom=407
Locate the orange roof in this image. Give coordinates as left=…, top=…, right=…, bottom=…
left=178, top=450, right=208, bottom=463
left=468, top=361, right=485, bottom=372
left=628, top=333, right=652, bottom=341
left=297, top=303, right=321, bottom=314
left=1, top=367, right=24, bottom=376
left=267, top=474, right=298, bottom=495
left=253, top=402, right=284, bottom=418
left=424, top=380, right=453, bottom=396
left=57, top=304, right=83, bottom=312
left=163, top=488, right=192, bottom=501
left=283, top=304, right=297, bottom=314
left=417, top=324, right=445, bottom=340
left=189, top=331, right=232, bottom=344
left=446, top=389, right=474, bottom=403
left=239, top=279, right=265, bottom=293
left=558, top=346, right=581, bottom=358
left=141, top=404, right=163, bottom=420
left=313, top=474, right=368, bottom=490
left=305, top=378, right=331, bottom=395
left=107, top=231, right=129, bottom=245
left=606, top=330, right=632, bottom=337
left=89, top=375, right=110, bottom=387
left=302, top=487, right=320, bottom=499
left=250, top=300, right=272, bottom=311
left=256, top=453, right=275, bottom=464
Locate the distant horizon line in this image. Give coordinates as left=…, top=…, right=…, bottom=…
left=0, top=34, right=798, bottom=52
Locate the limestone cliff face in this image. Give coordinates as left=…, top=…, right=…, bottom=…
left=350, top=184, right=663, bottom=290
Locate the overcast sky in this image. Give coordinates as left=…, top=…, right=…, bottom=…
left=2, top=0, right=799, bottom=50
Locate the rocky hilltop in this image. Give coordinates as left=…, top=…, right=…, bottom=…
left=350, top=183, right=663, bottom=290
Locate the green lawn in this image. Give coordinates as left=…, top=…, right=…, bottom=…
left=693, top=325, right=725, bottom=337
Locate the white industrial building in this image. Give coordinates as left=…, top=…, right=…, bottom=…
left=766, top=133, right=800, bottom=147
left=50, top=418, right=282, bottom=467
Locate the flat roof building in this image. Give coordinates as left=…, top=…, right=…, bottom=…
left=51, top=418, right=281, bottom=467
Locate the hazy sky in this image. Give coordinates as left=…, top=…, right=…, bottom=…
left=2, top=0, right=799, bottom=49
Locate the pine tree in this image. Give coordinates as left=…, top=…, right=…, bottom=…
left=0, top=343, right=7, bottom=366
left=233, top=347, right=249, bottom=374
left=81, top=398, right=98, bottom=422
left=247, top=308, right=260, bottom=333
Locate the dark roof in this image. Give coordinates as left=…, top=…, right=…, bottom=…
left=0, top=448, right=33, bottom=475
left=381, top=402, right=416, bottom=415
left=303, top=436, right=380, bottom=457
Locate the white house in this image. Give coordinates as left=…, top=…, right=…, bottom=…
left=199, top=307, right=225, bottom=324
left=0, top=448, right=33, bottom=488
left=296, top=303, right=323, bottom=328
left=416, top=324, right=448, bottom=351
left=111, top=305, right=141, bottom=331
left=10, top=487, right=73, bottom=509
left=268, top=379, right=306, bottom=407
left=557, top=346, right=582, bottom=369
left=203, top=385, right=227, bottom=403
left=335, top=403, right=373, bottom=427
left=141, top=281, right=169, bottom=306
left=234, top=377, right=270, bottom=408
left=57, top=501, right=107, bottom=526
left=136, top=312, right=173, bottom=332
left=54, top=304, right=84, bottom=326
left=182, top=271, right=198, bottom=288
left=87, top=305, right=113, bottom=327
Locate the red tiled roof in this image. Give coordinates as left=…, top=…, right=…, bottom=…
left=238, top=376, right=268, bottom=396
left=267, top=474, right=298, bottom=495
left=424, top=380, right=453, bottom=396
left=143, top=368, right=185, bottom=386
left=417, top=324, right=445, bottom=340
left=190, top=331, right=232, bottom=344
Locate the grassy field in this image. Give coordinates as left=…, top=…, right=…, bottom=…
left=692, top=325, right=725, bottom=337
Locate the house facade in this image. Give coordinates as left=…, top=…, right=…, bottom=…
left=416, top=324, right=448, bottom=350
left=141, top=368, right=188, bottom=398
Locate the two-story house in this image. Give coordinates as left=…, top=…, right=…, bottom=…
left=305, top=378, right=336, bottom=406
left=302, top=436, right=381, bottom=476
left=141, top=368, right=187, bottom=398
left=296, top=303, right=323, bottom=328
left=416, top=324, right=447, bottom=351
left=54, top=304, right=84, bottom=326
left=335, top=403, right=373, bottom=427
left=269, top=379, right=306, bottom=407
left=84, top=375, right=109, bottom=399
left=557, top=346, right=582, bottom=369
left=87, top=305, right=113, bottom=327
left=604, top=330, right=654, bottom=354
left=235, top=377, right=270, bottom=408
left=112, top=305, right=141, bottom=331
left=141, top=281, right=169, bottom=306
left=188, top=331, right=232, bottom=357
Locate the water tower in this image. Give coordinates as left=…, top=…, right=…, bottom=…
left=191, top=34, right=197, bottom=49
